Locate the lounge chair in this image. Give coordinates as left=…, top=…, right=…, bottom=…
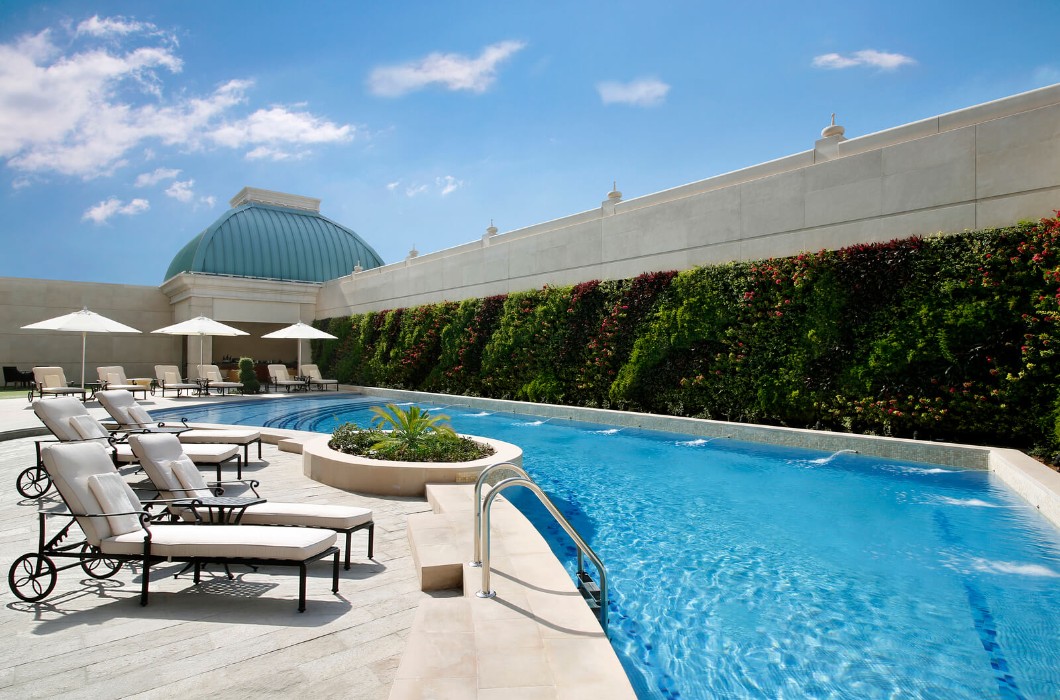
left=154, top=364, right=199, bottom=397
left=3, top=366, right=34, bottom=388
left=97, top=389, right=262, bottom=463
left=96, top=366, right=148, bottom=399
left=300, top=364, right=339, bottom=391
left=129, top=433, right=374, bottom=569
left=7, top=441, right=339, bottom=611
left=268, top=364, right=305, bottom=392
left=30, top=367, right=86, bottom=402
left=195, top=364, right=243, bottom=395
left=32, top=397, right=243, bottom=481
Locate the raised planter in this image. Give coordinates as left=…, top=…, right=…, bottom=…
left=302, top=433, right=522, bottom=497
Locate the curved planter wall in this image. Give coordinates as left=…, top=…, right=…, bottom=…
left=302, top=433, right=522, bottom=497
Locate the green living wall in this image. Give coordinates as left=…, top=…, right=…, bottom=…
left=313, top=214, right=1060, bottom=456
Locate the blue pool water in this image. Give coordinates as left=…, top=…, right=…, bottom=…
left=151, top=395, right=1060, bottom=699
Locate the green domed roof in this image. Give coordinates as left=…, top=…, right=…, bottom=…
left=164, top=193, right=384, bottom=283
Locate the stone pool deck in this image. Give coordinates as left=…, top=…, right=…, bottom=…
left=0, top=390, right=633, bottom=698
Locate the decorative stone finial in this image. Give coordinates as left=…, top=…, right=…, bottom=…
left=407, top=245, right=419, bottom=259
left=485, top=219, right=497, bottom=237
left=608, top=181, right=622, bottom=201
left=821, top=113, right=845, bottom=138
left=353, top=260, right=363, bottom=274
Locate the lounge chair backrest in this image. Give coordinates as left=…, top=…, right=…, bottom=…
left=33, top=397, right=104, bottom=442
left=301, top=364, right=323, bottom=381
left=97, top=366, right=129, bottom=385
left=40, top=442, right=142, bottom=545
left=33, top=366, right=67, bottom=388
left=129, top=433, right=213, bottom=501
left=196, top=364, right=223, bottom=382
left=96, top=390, right=152, bottom=428
left=268, top=364, right=292, bottom=381
left=155, top=365, right=183, bottom=383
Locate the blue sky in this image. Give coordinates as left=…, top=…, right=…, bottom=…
left=1, top=1, right=1057, bottom=286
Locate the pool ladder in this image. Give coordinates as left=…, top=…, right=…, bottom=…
left=469, top=462, right=609, bottom=634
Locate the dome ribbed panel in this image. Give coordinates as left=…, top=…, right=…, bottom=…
left=162, top=202, right=384, bottom=282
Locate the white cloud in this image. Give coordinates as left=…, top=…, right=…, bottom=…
left=368, top=40, right=526, bottom=97
left=82, top=196, right=149, bottom=223
left=200, top=195, right=216, bottom=208
left=165, top=178, right=194, bottom=202
left=76, top=15, right=155, bottom=38
left=597, top=77, right=671, bottom=107
left=405, top=184, right=428, bottom=197
left=813, top=49, right=916, bottom=70
left=386, top=181, right=400, bottom=192
left=0, top=19, right=354, bottom=180
left=211, top=106, right=353, bottom=159
left=134, top=166, right=181, bottom=187
left=245, top=145, right=294, bottom=161
left=437, top=175, right=463, bottom=196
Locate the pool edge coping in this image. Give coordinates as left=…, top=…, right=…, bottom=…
left=353, top=386, right=1060, bottom=530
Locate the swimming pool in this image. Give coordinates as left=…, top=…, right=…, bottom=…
left=152, top=395, right=1060, bottom=699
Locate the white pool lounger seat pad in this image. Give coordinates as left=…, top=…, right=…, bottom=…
left=100, top=522, right=337, bottom=559
left=238, top=502, right=373, bottom=530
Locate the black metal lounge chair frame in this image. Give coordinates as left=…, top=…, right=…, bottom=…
left=8, top=506, right=340, bottom=612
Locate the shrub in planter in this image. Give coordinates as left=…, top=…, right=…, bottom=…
left=329, top=404, right=494, bottom=462
left=238, top=357, right=261, bottom=394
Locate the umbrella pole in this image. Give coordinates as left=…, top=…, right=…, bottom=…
left=80, top=331, right=87, bottom=389
left=199, top=334, right=205, bottom=376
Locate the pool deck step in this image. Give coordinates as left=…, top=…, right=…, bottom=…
left=395, top=483, right=635, bottom=698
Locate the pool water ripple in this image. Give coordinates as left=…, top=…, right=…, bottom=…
left=150, top=397, right=1060, bottom=699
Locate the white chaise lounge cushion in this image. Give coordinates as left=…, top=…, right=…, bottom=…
left=34, top=397, right=94, bottom=441
left=239, top=502, right=373, bottom=530
left=87, top=472, right=144, bottom=536
left=177, top=428, right=262, bottom=446
left=41, top=441, right=125, bottom=544
left=100, top=523, right=337, bottom=559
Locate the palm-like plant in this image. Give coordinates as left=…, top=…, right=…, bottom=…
left=368, top=403, right=456, bottom=452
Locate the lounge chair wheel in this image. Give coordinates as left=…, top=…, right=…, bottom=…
left=8, top=553, right=57, bottom=602
left=79, top=543, right=123, bottom=579
left=27, top=390, right=33, bottom=404
left=16, top=466, right=51, bottom=499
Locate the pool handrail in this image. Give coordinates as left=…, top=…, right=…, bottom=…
left=470, top=461, right=530, bottom=565
left=472, top=472, right=609, bottom=634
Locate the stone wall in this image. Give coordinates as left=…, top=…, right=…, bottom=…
left=317, top=83, right=1060, bottom=317
left=0, top=277, right=178, bottom=384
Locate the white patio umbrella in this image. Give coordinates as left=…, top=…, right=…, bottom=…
left=151, top=316, right=249, bottom=374
left=261, top=322, right=337, bottom=372
left=21, top=307, right=141, bottom=389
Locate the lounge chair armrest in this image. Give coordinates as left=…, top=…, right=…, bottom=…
left=75, top=510, right=153, bottom=528
left=206, top=478, right=261, bottom=497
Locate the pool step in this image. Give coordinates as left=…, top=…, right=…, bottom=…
left=394, top=484, right=636, bottom=699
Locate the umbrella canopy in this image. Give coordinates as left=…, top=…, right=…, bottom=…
left=151, top=315, right=248, bottom=373
left=261, top=322, right=337, bottom=372
left=21, top=307, right=141, bottom=389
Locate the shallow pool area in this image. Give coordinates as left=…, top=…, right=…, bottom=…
left=152, top=396, right=1060, bottom=699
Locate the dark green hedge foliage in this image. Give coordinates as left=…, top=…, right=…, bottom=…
left=313, top=215, right=1060, bottom=456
